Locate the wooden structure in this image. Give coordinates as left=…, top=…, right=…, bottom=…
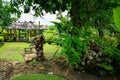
left=7, top=21, right=47, bottom=41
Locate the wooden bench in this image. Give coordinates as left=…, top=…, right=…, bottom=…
left=24, top=44, right=36, bottom=54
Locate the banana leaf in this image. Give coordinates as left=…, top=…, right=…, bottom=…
left=113, top=6, right=120, bottom=32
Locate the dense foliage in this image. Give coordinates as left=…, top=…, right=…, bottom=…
left=0, top=36, right=4, bottom=42
left=0, top=0, right=18, bottom=32
left=11, top=0, right=120, bottom=27
left=53, top=15, right=93, bottom=68
left=53, top=15, right=120, bottom=75
left=43, top=26, right=59, bottom=44
left=10, top=0, right=120, bottom=75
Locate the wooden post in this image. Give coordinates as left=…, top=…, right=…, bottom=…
left=39, top=21, right=40, bottom=35
left=25, top=30, right=27, bottom=41
left=14, top=29, right=17, bottom=41
left=34, top=30, right=36, bottom=37
left=29, top=30, right=31, bottom=41
left=19, top=29, right=20, bottom=41
left=10, top=29, right=12, bottom=38
left=27, top=30, right=31, bottom=41
left=27, top=30, right=29, bottom=41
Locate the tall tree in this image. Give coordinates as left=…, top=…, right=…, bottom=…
left=10, top=0, right=120, bottom=28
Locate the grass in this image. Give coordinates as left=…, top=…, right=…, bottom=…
left=44, top=43, right=61, bottom=59
left=0, top=42, right=63, bottom=80
left=11, top=74, right=65, bottom=80
left=0, top=42, right=61, bottom=62
left=0, top=42, right=30, bottom=62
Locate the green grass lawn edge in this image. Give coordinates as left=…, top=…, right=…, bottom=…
left=11, top=74, right=65, bottom=80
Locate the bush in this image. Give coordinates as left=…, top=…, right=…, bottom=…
left=0, top=30, right=8, bottom=41
left=52, top=14, right=120, bottom=76
left=43, top=26, right=59, bottom=43
left=101, top=35, right=120, bottom=75
left=0, top=36, right=4, bottom=42
left=7, top=37, right=14, bottom=42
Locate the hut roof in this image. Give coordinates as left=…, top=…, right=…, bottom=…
left=39, top=25, right=48, bottom=30
left=7, top=22, right=47, bottom=30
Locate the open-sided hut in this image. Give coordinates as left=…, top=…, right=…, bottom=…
left=7, top=21, right=47, bottom=41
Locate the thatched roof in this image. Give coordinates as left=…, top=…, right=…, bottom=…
left=39, top=25, right=48, bottom=30
left=7, top=22, right=47, bottom=30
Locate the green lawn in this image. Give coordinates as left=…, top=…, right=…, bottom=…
left=44, top=43, right=61, bottom=59
left=0, top=42, right=61, bottom=62
left=11, top=74, right=65, bottom=80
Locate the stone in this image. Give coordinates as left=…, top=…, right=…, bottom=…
left=96, top=58, right=102, bottom=62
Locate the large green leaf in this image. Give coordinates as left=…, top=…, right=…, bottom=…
left=113, top=6, right=120, bottom=32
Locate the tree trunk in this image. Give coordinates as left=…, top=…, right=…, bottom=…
left=32, top=35, right=45, bottom=61
left=71, top=0, right=81, bottom=28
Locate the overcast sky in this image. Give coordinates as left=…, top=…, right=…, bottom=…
left=4, top=0, right=67, bottom=25
left=18, top=13, right=58, bottom=25
left=18, top=11, right=67, bottom=25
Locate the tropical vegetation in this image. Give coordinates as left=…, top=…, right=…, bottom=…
left=0, top=0, right=120, bottom=78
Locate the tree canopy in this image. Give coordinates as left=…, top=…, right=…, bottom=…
left=0, top=0, right=18, bottom=30
left=11, top=0, right=120, bottom=28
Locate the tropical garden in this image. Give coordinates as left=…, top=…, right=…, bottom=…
left=0, top=0, right=120, bottom=80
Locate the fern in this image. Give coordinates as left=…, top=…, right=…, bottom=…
left=100, top=63, right=114, bottom=71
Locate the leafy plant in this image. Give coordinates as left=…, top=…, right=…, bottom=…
left=100, top=63, right=113, bottom=71
left=53, top=14, right=120, bottom=75
left=0, top=30, right=8, bottom=41
left=101, top=33, right=120, bottom=74
left=113, top=6, right=120, bottom=32
left=53, top=15, right=92, bottom=69
left=0, top=36, right=4, bottom=42
left=43, top=26, right=59, bottom=43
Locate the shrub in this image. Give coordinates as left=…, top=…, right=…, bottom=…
left=52, top=14, right=120, bottom=76
left=0, top=36, right=4, bottom=42
left=7, top=37, right=14, bottom=42
left=43, top=26, right=59, bottom=43
left=0, top=30, right=8, bottom=41
left=102, top=38, right=120, bottom=74
left=53, top=15, right=91, bottom=68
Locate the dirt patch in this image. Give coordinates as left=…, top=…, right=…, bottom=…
left=0, top=57, right=119, bottom=80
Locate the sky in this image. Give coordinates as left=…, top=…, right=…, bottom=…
left=18, top=11, right=67, bottom=26
left=18, top=13, right=59, bottom=25
left=4, top=0, right=67, bottom=25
